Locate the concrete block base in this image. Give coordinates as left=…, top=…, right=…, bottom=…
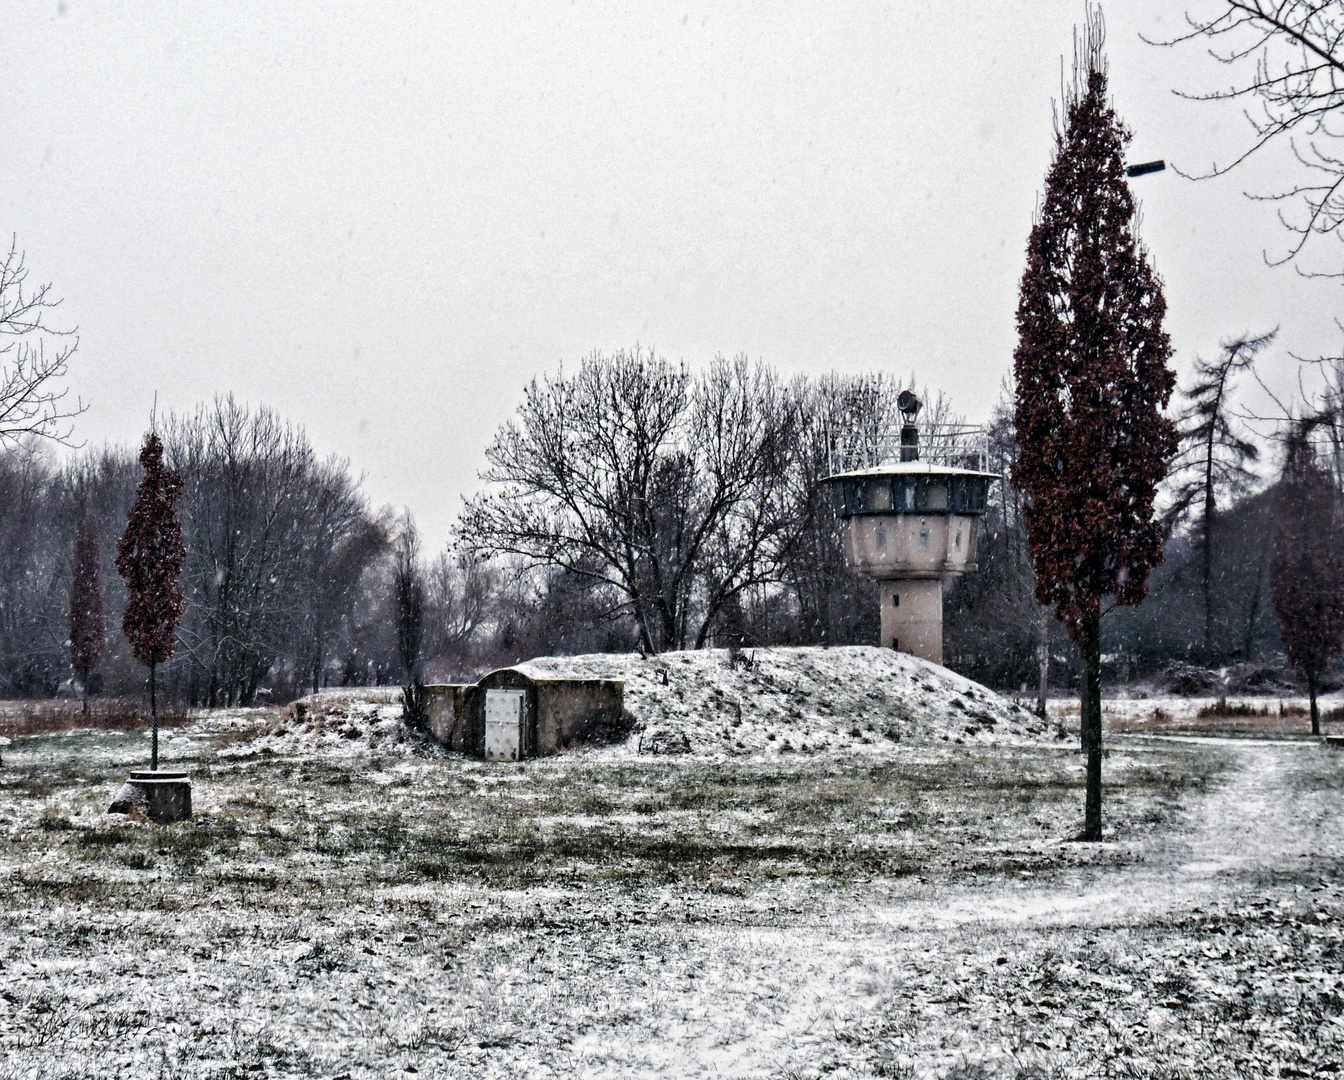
left=108, top=771, right=192, bottom=823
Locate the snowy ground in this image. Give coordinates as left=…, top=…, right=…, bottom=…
left=1043, top=691, right=1344, bottom=739
left=0, top=656, right=1342, bottom=1078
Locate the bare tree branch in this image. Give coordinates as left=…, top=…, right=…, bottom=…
left=1154, top=2, right=1344, bottom=271
left=0, top=236, right=84, bottom=447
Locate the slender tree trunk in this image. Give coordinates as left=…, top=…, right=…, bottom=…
left=1242, top=540, right=1268, bottom=660
left=1202, top=440, right=1216, bottom=659
left=150, top=661, right=159, bottom=772
left=634, top=603, right=657, bottom=655
left=1036, top=607, right=1050, bottom=719
left=1309, top=670, right=1320, bottom=736
left=1081, top=618, right=1103, bottom=842
left=1078, top=658, right=1089, bottom=756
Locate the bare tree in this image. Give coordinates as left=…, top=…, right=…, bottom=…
left=69, top=516, right=106, bottom=718
left=1157, top=3, right=1344, bottom=271
left=168, top=397, right=376, bottom=704
left=1271, top=421, right=1344, bottom=732
left=0, top=450, right=64, bottom=695
left=459, top=348, right=802, bottom=653
left=303, top=514, right=388, bottom=694
left=781, top=373, right=898, bottom=648
left=1295, top=351, right=1344, bottom=491
left=425, top=548, right=494, bottom=660
left=943, top=395, right=1056, bottom=698
left=0, top=238, right=83, bottom=447
left=1166, top=331, right=1274, bottom=657
left=392, top=513, right=425, bottom=681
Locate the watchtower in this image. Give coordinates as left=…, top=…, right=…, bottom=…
left=825, top=392, right=998, bottom=664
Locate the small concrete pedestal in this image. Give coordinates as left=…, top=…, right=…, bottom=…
left=108, top=771, right=192, bottom=823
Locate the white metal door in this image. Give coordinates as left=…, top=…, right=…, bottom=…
left=484, top=689, right=525, bottom=761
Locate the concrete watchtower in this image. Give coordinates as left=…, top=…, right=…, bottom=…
left=825, top=392, right=998, bottom=665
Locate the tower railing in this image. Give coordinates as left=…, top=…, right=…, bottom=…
left=827, top=424, right=990, bottom=475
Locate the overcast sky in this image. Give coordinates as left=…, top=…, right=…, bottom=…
left=4, top=1, right=1340, bottom=549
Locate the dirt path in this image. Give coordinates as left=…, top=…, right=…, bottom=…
left=894, top=734, right=1344, bottom=933
left=642, top=735, right=1344, bottom=1079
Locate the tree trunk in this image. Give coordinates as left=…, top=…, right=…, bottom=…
left=1202, top=439, right=1216, bottom=659
left=1242, top=539, right=1268, bottom=660
left=1081, top=619, right=1103, bottom=842
left=1036, top=607, right=1050, bottom=719
left=634, top=603, right=657, bottom=655
left=1309, top=670, right=1320, bottom=736
left=150, top=661, right=159, bottom=772
left=1078, top=658, right=1089, bottom=756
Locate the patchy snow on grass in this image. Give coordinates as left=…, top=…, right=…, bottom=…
left=214, top=688, right=430, bottom=761
left=1047, top=691, right=1344, bottom=738
left=1, top=721, right=1341, bottom=1077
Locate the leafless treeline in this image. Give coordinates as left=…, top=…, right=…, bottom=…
left=0, top=399, right=389, bottom=702
left=0, top=363, right=917, bottom=701
left=4, top=348, right=1343, bottom=702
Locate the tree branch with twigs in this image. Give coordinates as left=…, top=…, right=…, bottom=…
left=1152, top=2, right=1344, bottom=272
left=0, top=236, right=84, bottom=447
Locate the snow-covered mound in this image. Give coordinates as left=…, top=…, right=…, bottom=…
left=213, top=688, right=429, bottom=759
left=515, top=646, right=1051, bottom=756
left=215, top=648, right=1050, bottom=760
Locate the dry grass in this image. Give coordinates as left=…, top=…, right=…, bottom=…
left=1046, top=693, right=1344, bottom=737
left=1116, top=708, right=1336, bottom=736
left=0, top=697, right=192, bottom=738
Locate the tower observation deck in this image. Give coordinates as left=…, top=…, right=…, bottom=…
left=824, top=393, right=999, bottom=664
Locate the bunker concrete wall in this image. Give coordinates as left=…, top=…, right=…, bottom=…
left=534, top=679, right=627, bottom=754
left=423, top=684, right=480, bottom=754
left=424, top=673, right=625, bottom=759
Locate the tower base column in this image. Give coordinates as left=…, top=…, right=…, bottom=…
left=880, top=579, right=944, bottom=665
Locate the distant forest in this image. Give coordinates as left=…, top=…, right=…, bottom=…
left=2, top=346, right=1342, bottom=703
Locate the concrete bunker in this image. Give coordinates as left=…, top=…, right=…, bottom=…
left=423, top=664, right=627, bottom=760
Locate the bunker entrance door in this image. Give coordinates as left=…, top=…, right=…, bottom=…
left=484, top=689, right=525, bottom=761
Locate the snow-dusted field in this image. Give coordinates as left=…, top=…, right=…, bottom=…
left=1, top=652, right=1342, bottom=1078
left=1046, top=691, right=1344, bottom=738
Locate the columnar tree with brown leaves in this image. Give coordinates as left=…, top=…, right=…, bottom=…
left=1271, top=425, right=1344, bottom=734
left=1013, top=12, right=1178, bottom=842
left=68, top=516, right=106, bottom=718
left=116, top=433, right=187, bottom=770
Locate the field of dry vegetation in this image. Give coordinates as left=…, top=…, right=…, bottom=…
left=0, top=689, right=1341, bottom=1079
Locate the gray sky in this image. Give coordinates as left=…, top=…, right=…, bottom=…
left=4, top=1, right=1339, bottom=550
